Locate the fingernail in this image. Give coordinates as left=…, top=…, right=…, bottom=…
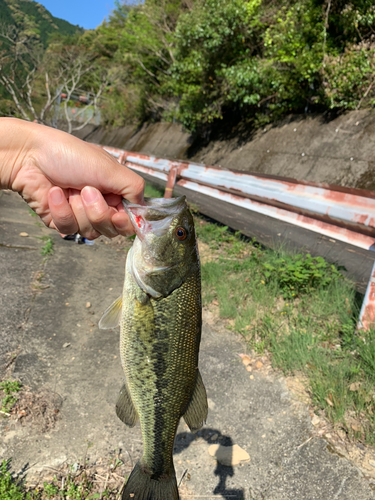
left=82, top=186, right=99, bottom=204
left=50, top=188, right=65, bottom=205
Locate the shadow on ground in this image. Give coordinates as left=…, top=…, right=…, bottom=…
left=175, top=429, right=245, bottom=500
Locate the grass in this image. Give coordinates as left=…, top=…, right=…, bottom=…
left=38, top=236, right=54, bottom=256
left=195, top=218, right=375, bottom=445
left=144, top=183, right=164, bottom=198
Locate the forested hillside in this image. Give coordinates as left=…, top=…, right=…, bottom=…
left=0, top=0, right=374, bottom=133
left=0, top=0, right=83, bottom=46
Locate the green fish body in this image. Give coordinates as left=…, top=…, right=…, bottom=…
left=100, top=197, right=207, bottom=500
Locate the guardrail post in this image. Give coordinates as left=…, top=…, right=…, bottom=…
left=119, top=152, right=125, bottom=165
left=164, top=165, right=179, bottom=198
left=358, top=261, right=375, bottom=330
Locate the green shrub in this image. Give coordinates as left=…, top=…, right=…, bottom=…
left=261, top=253, right=343, bottom=298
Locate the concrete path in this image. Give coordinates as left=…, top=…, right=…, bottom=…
left=1, top=191, right=375, bottom=499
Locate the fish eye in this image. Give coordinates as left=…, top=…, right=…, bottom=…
left=176, top=227, right=187, bottom=241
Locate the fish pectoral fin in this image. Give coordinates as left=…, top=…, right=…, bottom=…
left=98, top=296, right=123, bottom=329
left=116, top=383, right=138, bottom=427
left=183, top=369, right=208, bottom=433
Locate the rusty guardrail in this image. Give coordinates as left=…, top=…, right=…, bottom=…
left=100, top=145, right=375, bottom=330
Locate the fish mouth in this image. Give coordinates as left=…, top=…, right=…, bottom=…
left=122, top=196, right=186, bottom=240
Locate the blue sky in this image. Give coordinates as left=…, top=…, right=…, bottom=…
left=36, top=0, right=118, bottom=30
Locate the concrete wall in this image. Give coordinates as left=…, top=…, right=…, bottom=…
left=73, top=109, right=375, bottom=190
left=74, top=122, right=192, bottom=161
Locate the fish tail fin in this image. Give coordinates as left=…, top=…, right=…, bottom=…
left=122, top=461, right=179, bottom=500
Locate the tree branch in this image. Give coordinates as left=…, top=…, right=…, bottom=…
left=0, top=73, right=31, bottom=120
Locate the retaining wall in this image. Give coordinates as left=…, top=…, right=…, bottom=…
left=73, top=110, right=375, bottom=190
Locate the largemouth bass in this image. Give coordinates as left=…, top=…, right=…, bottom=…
left=99, top=196, right=208, bottom=500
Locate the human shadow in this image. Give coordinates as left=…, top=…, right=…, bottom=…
left=174, top=428, right=246, bottom=500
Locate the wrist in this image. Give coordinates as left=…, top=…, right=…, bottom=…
left=0, top=118, right=37, bottom=190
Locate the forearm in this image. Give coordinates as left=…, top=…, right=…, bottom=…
left=0, top=118, right=37, bottom=190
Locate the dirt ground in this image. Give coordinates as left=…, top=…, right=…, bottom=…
left=1, top=190, right=375, bottom=499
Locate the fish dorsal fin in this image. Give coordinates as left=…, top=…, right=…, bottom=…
left=98, top=296, right=123, bottom=329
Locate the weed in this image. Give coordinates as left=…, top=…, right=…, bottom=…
left=261, top=253, right=344, bottom=298
left=0, top=380, right=22, bottom=413
left=43, top=482, right=58, bottom=498
left=0, top=453, right=129, bottom=499
left=0, top=460, right=24, bottom=500
left=0, top=380, right=22, bottom=394
left=28, top=208, right=38, bottom=218
left=38, top=236, right=54, bottom=256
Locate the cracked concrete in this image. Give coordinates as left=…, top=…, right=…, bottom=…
left=1, top=190, right=375, bottom=499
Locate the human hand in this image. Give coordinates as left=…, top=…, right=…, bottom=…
left=0, top=118, right=145, bottom=239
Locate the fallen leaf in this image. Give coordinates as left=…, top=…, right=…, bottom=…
left=311, top=415, right=320, bottom=426
left=212, top=300, right=219, bottom=306
left=255, top=361, right=263, bottom=369
left=238, top=354, right=252, bottom=366
left=325, top=397, right=334, bottom=407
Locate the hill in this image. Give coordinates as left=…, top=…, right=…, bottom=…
left=0, top=0, right=83, bottom=47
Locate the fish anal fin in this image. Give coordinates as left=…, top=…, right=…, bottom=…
left=116, top=382, right=138, bottom=427
left=183, top=369, right=208, bottom=433
left=99, top=296, right=123, bottom=330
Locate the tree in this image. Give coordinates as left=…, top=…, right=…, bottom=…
left=97, top=0, right=190, bottom=123
left=0, top=23, right=111, bottom=132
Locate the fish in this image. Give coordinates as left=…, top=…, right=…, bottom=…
left=99, top=196, right=208, bottom=500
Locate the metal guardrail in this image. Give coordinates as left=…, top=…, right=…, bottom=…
left=100, top=145, right=375, bottom=331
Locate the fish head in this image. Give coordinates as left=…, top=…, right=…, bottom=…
left=123, top=196, right=199, bottom=298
